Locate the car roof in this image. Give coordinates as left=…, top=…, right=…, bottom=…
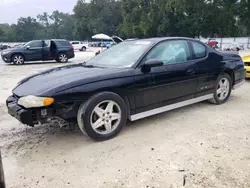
left=29, top=39, right=67, bottom=42
left=130, top=37, right=198, bottom=43
left=51, top=39, right=67, bottom=41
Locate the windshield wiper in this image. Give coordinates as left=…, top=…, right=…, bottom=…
left=82, top=64, right=95, bottom=68
left=82, top=62, right=102, bottom=68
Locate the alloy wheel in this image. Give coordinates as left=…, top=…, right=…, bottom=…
left=216, top=77, right=230, bottom=100
left=90, top=100, right=121, bottom=135
left=59, top=54, right=68, bottom=63
left=13, top=55, right=24, bottom=64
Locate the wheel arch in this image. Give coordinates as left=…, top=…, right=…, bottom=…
left=91, top=89, right=131, bottom=118
left=223, top=69, right=235, bottom=85
left=11, top=53, right=26, bottom=61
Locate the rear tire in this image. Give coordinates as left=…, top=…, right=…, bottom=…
left=58, top=53, right=68, bottom=63
left=77, top=92, right=127, bottom=141
left=12, top=54, right=24, bottom=65
left=208, top=73, right=232, bottom=104
left=80, top=46, right=86, bottom=52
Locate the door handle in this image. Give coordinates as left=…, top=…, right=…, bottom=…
left=186, top=68, right=195, bottom=75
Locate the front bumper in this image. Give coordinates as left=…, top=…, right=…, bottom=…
left=245, top=66, right=250, bottom=78
left=1, top=53, right=11, bottom=63
left=6, top=95, right=54, bottom=126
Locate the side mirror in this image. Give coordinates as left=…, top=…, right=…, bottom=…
left=26, top=46, right=30, bottom=49
left=144, top=59, right=164, bottom=68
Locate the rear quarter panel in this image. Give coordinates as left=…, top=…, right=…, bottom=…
left=221, top=52, right=245, bottom=84
left=57, top=47, right=75, bottom=59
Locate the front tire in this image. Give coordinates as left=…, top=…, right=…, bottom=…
left=12, top=54, right=24, bottom=65
left=209, top=73, right=232, bottom=104
left=58, top=53, right=68, bottom=63
left=77, top=92, right=127, bottom=141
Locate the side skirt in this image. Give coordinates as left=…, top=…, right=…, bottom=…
left=129, top=94, right=213, bottom=121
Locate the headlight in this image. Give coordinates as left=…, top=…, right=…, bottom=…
left=18, top=95, right=54, bottom=108
left=1, top=51, right=10, bottom=55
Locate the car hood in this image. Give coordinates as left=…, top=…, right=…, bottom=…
left=13, top=64, right=131, bottom=97
left=3, top=47, right=24, bottom=53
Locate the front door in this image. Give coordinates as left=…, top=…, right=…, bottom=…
left=42, top=40, right=54, bottom=61
left=135, top=39, right=198, bottom=113
left=24, top=40, right=43, bottom=61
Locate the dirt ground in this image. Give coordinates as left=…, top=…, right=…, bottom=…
left=1, top=49, right=250, bottom=188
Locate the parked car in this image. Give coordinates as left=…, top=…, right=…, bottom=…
left=1, top=39, right=74, bottom=65
left=92, top=42, right=102, bottom=47
left=223, top=42, right=244, bottom=51
left=6, top=37, right=245, bottom=140
left=241, top=55, right=250, bottom=78
left=0, top=149, right=5, bottom=188
left=70, top=41, right=88, bottom=51
left=106, top=36, right=124, bottom=48
left=0, top=45, right=8, bottom=51
left=205, top=40, right=219, bottom=49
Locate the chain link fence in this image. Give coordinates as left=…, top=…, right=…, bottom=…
left=199, top=37, right=250, bottom=49
left=2, top=37, right=250, bottom=49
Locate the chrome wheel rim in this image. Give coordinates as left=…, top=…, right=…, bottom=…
left=59, top=54, right=67, bottom=62
left=13, top=55, right=24, bottom=64
left=90, top=100, right=121, bottom=135
left=217, top=78, right=230, bottom=100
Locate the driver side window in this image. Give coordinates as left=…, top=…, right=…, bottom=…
left=144, top=40, right=191, bottom=65
left=28, top=41, right=43, bottom=48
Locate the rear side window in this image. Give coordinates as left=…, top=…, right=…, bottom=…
left=191, top=41, right=206, bottom=59
left=55, top=40, right=71, bottom=47
left=71, top=41, right=80, bottom=45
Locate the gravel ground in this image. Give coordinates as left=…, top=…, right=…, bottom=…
left=0, top=49, right=250, bottom=188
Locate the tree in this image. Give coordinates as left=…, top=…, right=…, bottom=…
left=238, top=0, right=250, bottom=35
left=0, top=0, right=249, bottom=42
left=73, top=0, right=123, bottom=39
left=15, top=17, right=43, bottom=41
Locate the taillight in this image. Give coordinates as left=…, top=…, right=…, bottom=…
left=69, top=46, right=74, bottom=50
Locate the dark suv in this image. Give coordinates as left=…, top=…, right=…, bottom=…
left=1, top=39, right=75, bottom=65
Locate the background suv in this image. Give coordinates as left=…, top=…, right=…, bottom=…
left=1, top=39, right=75, bottom=65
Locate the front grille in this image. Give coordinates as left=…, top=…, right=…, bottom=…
left=31, top=111, right=38, bottom=123
left=245, top=62, right=250, bottom=66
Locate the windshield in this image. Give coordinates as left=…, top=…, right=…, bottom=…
left=86, top=40, right=153, bottom=68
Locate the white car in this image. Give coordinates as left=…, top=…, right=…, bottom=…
left=70, top=41, right=88, bottom=51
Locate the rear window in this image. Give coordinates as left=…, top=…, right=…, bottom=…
left=55, top=40, right=71, bottom=47
left=191, top=41, right=206, bottom=59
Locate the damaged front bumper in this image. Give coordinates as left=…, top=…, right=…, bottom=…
left=6, top=95, right=55, bottom=126
left=6, top=95, right=80, bottom=126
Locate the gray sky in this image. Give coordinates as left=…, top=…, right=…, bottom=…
left=0, top=0, right=78, bottom=24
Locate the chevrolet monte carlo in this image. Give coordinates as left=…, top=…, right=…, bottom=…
left=6, top=37, right=246, bottom=140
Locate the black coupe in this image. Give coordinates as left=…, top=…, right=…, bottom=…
left=6, top=37, right=246, bottom=140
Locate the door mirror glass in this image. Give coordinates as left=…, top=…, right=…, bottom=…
left=26, top=46, right=30, bottom=49
left=144, top=59, right=163, bottom=68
